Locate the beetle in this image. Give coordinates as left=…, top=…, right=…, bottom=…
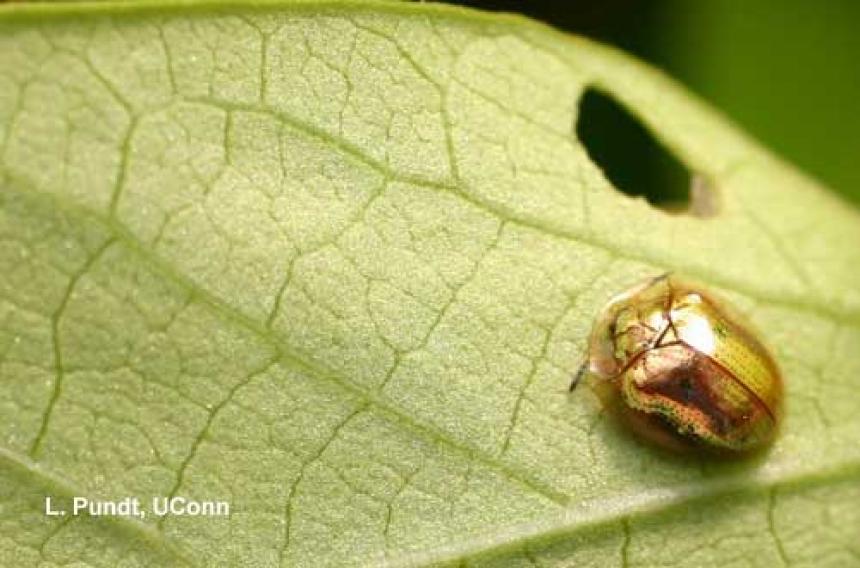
left=571, top=273, right=783, bottom=454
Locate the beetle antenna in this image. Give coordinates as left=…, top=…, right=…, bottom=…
left=651, top=271, right=671, bottom=285
left=569, top=363, right=588, bottom=392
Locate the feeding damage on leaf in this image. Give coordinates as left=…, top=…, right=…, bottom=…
left=576, top=87, right=719, bottom=217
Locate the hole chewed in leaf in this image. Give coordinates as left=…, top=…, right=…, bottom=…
left=576, top=87, right=718, bottom=217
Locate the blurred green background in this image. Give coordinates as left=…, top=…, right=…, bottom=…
left=457, top=0, right=860, bottom=205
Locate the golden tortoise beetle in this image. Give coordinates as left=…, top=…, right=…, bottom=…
left=571, top=274, right=783, bottom=454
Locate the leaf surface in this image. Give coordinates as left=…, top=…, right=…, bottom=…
left=1, top=1, right=859, bottom=566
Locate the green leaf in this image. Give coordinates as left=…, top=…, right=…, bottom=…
left=1, top=1, right=859, bottom=566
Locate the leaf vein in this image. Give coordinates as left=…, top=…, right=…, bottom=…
left=29, top=237, right=116, bottom=458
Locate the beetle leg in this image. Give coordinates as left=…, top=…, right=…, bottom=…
left=649, top=321, right=672, bottom=349
left=665, top=303, right=681, bottom=342
left=661, top=287, right=682, bottom=344
left=666, top=320, right=680, bottom=343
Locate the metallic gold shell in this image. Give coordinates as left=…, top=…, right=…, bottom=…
left=579, top=274, right=783, bottom=453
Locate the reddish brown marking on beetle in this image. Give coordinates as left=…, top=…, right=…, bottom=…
left=640, top=353, right=748, bottom=438
left=698, top=348, right=777, bottom=423
left=637, top=339, right=775, bottom=424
